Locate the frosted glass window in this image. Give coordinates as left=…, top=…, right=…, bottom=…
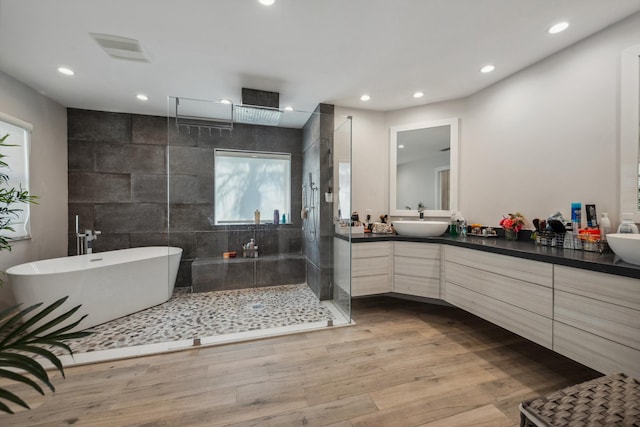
left=214, top=149, right=291, bottom=224
left=0, top=113, right=32, bottom=240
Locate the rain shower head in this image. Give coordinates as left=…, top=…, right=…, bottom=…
left=235, top=88, right=283, bottom=126
left=233, top=104, right=283, bottom=126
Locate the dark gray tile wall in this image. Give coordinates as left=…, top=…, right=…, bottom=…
left=68, top=109, right=168, bottom=262
left=68, top=109, right=305, bottom=290
left=302, top=104, right=335, bottom=300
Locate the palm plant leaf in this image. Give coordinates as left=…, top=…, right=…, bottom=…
left=0, top=297, right=92, bottom=414
left=0, top=368, right=43, bottom=394
left=0, top=389, right=30, bottom=414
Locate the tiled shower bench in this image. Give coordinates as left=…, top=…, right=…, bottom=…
left=191, top=253, right=306, bottom=292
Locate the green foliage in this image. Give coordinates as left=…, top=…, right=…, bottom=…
left=0, top=296, right=91, bottom=414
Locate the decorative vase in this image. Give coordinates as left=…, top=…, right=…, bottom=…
left=504, top=229, right=518, bottom=241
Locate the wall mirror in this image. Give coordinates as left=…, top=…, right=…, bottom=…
left=619, top=44, right=640, bottom=221
left=389, top=118, right=459, bottom=217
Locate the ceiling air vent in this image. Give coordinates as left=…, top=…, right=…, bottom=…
left=90, top=33, right=149, bottom=62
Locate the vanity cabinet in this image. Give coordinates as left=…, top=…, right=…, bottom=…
left=393, top=242, right=441, bottom=298
left=443, top=246, right=553, bottom=349
left=351, top=242, right=392, bottom=296
left=553, top=266, right=640, bottom=377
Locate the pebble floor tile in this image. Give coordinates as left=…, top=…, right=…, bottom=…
left=66, top=283, right=335, bottom=354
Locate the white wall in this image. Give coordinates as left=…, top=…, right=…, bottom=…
left=334, top=107, right=387, bottom=221
left=345, top=12, right=640, bottom=229
left=0, top=71, right=68, bottom=308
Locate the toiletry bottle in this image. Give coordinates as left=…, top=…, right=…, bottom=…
left=274, top=209, right=280, bottom=225
left=617, top=213, right=639, bottom=234
left=254, top=209, right=260, bottom=225
left=599, top=213, right=611, bottom=238
left=282, top=213, right=286, bottom=224
left=450, top=212, right=458, bottom=236
left=571, top=202, right=582, bottom=233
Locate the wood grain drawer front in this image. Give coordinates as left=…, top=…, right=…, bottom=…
left=394, top=275, right=440, bottom=298
left=555, top=265, right=640, bottom=311
left=446, top=282, right=552, bottom=349
left=555, top=290, right=640, bottom=350
left=352, top=242, right=390, bottom=259
left=352, top=275, right=390, bottom=297
left=444, top=246, right=552, bottom=288
left=554, top=321, right=640, bottom=377
left=445, top=261, right=552, bottom=318
left=394, top=257, right=440, bottom=280
left=394, top=242, right=440, bottom=259
left=352, top=256, right=389, bottom=277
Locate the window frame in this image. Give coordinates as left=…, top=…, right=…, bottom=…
left=213, top=148, right=292, bottom=225
left=0, top=112, right=33, bottom=241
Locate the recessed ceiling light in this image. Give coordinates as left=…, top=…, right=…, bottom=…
left=136, top=94, right=148, bottom=101
left=220, top=99, right=232, bottom=104
left=57, top=67, right=74, bottom=76
left=398, top=144, right=405, bottom=149
left=413, top=91, right=424, bottom=98
left=548, top=21, right=569, bottom=34
left=480, top=64, right=495, bottom=73
left=284, top=106, right=294, bottom=111
left=258, top=0, right=275, bottom=5
left=360, top=94, right=371, bottom=101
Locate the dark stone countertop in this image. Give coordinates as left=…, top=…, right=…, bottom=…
left=335, top=232, right=640, bottom=280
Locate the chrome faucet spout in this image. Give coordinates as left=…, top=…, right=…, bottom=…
left=84, top=229, right=102, bottom=254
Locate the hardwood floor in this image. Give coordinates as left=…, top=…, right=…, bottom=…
left=0, top=296, right=600, bottom=426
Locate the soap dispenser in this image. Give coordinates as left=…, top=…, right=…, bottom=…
left=449, top=212, right=459, bottom=236
left=617, top=213, right=639, bottom=234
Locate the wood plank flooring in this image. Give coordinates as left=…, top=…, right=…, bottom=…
left=0, top=296, right=600, bottom=426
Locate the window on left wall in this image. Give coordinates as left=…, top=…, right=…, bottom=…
left=0, top=113, right=33, bottom=241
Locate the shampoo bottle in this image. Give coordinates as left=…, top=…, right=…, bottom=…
left=599, top=213, right=611, bottom=238
left=571, top=202, right=582, bottom=233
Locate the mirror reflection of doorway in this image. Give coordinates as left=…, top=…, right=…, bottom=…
left=435, top=167, right=450, bottom=210
left=440, top=169, right=450, bottom=210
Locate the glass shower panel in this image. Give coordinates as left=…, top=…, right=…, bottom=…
left=331, top=116, right=352, bottom=321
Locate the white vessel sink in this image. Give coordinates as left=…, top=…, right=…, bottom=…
left=393, top=220, right=449, bottom=237
left=606, top=233, right=640, bottom=266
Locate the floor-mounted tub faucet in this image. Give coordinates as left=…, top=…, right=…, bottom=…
left=75, top=215, right=101, bottom=255
left=84, top=229, right=101, bottom=254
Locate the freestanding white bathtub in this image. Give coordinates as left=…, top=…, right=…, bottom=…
left=6, top=246, right=182, bottom=331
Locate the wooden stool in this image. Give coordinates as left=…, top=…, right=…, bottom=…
left=519, top=373, right=640, bottom=426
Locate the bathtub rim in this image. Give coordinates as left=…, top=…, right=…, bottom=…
left=6, top=246, right=183, bottom=276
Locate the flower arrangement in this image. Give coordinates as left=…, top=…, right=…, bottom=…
left=500, top=212, right=526, bottom=232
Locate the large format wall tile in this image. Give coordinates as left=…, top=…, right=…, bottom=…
left=68, top=172, right=131, bottom=203
left=96, top=143, right=166, bottom=174
left=95, top=203, right=166, bottom=233
left=68, top=109, right=131, bottom=143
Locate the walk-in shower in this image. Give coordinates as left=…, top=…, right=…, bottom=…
left=167, top=95, right=353, bottom=321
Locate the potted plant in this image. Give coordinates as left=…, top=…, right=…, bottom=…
left=0, top=133, right=91, bottom=414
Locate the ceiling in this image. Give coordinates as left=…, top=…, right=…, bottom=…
left=1, top=0, right=640, bottom=124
